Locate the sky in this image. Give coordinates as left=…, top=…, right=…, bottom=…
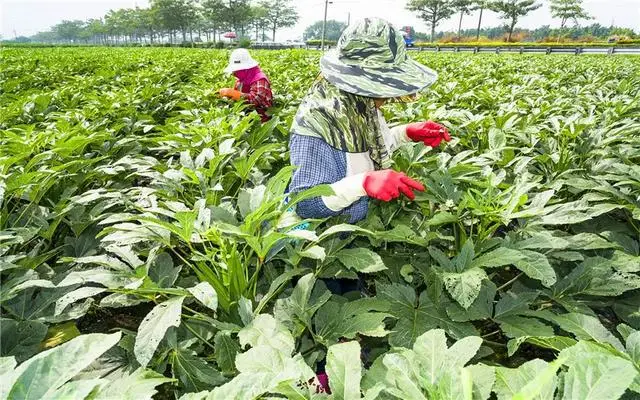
left=1, top=0, right=639, bottom=40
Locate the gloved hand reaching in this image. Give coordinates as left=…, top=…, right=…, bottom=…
left=363, top=170, right=425, bottom=202
left=219, top=88, right=243, bottom=101
left=406, top=121, right=451, bottom=147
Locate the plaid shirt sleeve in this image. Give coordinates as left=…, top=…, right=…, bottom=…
left=244, top=79, right=273, bottom=110
left=289, top=134, right=369, bottom=223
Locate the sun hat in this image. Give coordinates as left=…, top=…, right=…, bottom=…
left=320, top=18, right=438, bottom=98
left=224, top=48, right=259, bottom=74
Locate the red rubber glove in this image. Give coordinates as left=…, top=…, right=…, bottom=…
left=406, top=121, right=451, bottom=147
left=219, top=88, right=242, bottom=101
left=363, top=170, right=425, bottom=202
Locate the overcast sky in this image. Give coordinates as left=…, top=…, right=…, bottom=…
left=1, top=0, right=639, bottom=40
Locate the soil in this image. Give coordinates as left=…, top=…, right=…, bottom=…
left=77, top=303, right=154, bottom=333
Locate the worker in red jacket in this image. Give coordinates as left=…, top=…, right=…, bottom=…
left=219, top=48, right=273, bottom=122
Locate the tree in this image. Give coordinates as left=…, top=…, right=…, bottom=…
left=250, top=5, right=270, bottom=41
left=406, top=0, right=457, bottom=42
left=202, top=0, right=224, bottom=41
left=259, top=0, right=298, bottom=42
left=151, top=0, right=198, bottom=42
left=54, top=20, right=85, bottom=42
left=472, top=0, right=490, bottom=40
left=452, top=0, right=473, bottom=39
left=550, top=0, right=591, bottom=29
left=220, top=0, right=253, bottom=37
left=303, top=20, right=347, bottom=42
left=489, top=0, right=541, bottom=42
left=85, top=18, right=106, bottom=44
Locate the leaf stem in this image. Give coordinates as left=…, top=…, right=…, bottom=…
left=496, top=272, right=523, bottom=291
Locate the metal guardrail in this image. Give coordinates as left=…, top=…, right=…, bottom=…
left=300, top=44, right=640, bottom=55
left=405, top=46, right=640, bottom=56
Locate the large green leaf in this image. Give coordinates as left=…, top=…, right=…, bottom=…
left=214, top=331, right=240, bottom=375
left=493, top=359, right=558, bottom=400
left=134, top=296, right=185, bottom=367
left=441, top=268, right=488, bottom=309
left=92, top=368, right=175, bottom=400
left=238, top=314, right=295, bottom=355
left=335, top=247, right=387, bottom=273
left=473, top=247, right=556, bottom=287
left=562, top=349, right=637, bottom=400
left=378, top=283, right=478, bottom=347
left=379, top=329, right=485, bottom=400
left=0, top=319, right=47, bottom=362
left=497, top=316, right=555, bottom=339
left=326, top=341, right=362, bottom=400
left=187, top=282, right=218, bottom=311
left=2, top=332, right=121, bottom=400
left=507, top=335, right=577, bottom=357
left=171, top=347, right=226, bottom=393
left=445, top=280, right=496, bottom=322
left=274, top=273, right=331, bottom=337
left=314, top=298, right=390, bottom=345
left=549, top=313, right=624, bottom=351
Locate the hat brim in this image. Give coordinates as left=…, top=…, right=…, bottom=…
left=224, top=60, right=259, bottom=75
left=320, top=50, right=438, bottom=98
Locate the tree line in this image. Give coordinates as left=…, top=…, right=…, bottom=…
left=407, top=0, right=601, bottom=42
left=29, top=0, right=298, bottom=45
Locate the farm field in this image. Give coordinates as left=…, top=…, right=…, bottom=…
left=1, top=47, right=640, bottom=399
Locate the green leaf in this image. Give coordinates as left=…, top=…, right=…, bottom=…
left=336, top=247, right=387, bottom=273
left=441, top=268, right=488, bottom=309
left=187, top=282, right=218, bottom=311
left=488, top=128, right=506, bottom=150
left=466, top=364, right=495, bottom=400
left=627, top=331, right=640, bottom=365
left=494, top=359, right=557, bottom=400
left=378, top=284, right=477, bottom=347
left=274, top=273, right=331, bottom=336
left=47, top=379, right=103, bottom=400
left=507, top=336, right=577, bottom=357
left=0, top=319, right=48, bottom=363
left=550, top=313, right=624, bottom=351
left=493, top=290, right=539, bottom=319
left=92, top=368, right=174, bottom=400
left=54, top=287, right=107, bottom=316
left=298, top=245, right=326, bottom=261
left=214, top=331, right=240, bottom=375
left=237, top=186, right=266, bottom=219
left=238, top=297, right=253, bottom=326
left=172, top=348, right=226, bottom=393
left=238, top=314, right=294, bottom=355
left=427, top=212, right=459, bottom=227
left=445, top=280, right=496, bottom=322
left=3, top=332, right=121, bottom=400
left=497, top=316, right=555, bottom=339
left=455, top=239, right=476, bottom=272
left=563, top=352, right=637, bottom=400
left=148, top=252, right=181, bottom=288
left=134, top=296, right=185, bottom=367
left=315, top=298, right=390, bottom=345
left=413, top=329, right=482, bottom=384
left=326, top=341, right=362, bottom=400
left=474, top=247, right=556, bottom=287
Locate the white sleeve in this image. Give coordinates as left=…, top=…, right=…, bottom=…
left=321, top=173, right=367, bottom=212
left=378, top=111, right=411, bottom=153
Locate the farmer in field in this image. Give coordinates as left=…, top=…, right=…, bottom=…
left=219, top=48, right=273, bottom=122
left=288, top=17, right=451, bottom=225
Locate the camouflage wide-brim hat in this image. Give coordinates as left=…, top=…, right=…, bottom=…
left=320, top=18, right=438, bottom=99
